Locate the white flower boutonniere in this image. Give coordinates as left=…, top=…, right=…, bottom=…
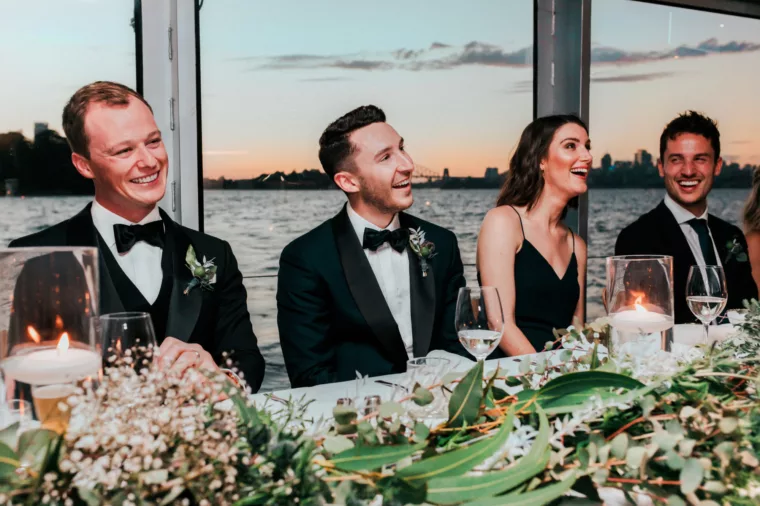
left=184, top=245, right=217, bottom=295
left=725, top=238, right=748, bottom=264
left=408, top=227, right=437, bottom=277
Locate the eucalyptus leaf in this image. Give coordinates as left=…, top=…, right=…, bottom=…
left=379, top=401, right=404, bottom=418
left=330, top=442, right=425, bottom=472
left=610, top=433, right=628, bottom=460
left=666, top=496, right=686, bottom=506
left=413, top=387, right=434, bottom=406
left=592, top=468, right=609, bottom=485
left=718, top=417, right=738, bottom=434
left=462, top=472, right=576, bottom=506
left=625, top=447, right=646, bottom=469
left=0, top=422, right=19, bottom=450
left=665, top=449, right=685, bottom=470
left=333, top=405, right=358, bottom=425
left=399, top=407, right=515, bottom=482
left=323, top=435, right=354, bottom=454
left=652, top=431, right=678, bottom=452
left=679, top=458, right=704, bottom=494
left=77, top=487, right=102, bottom=506
left=413, top=423, right=429, bottom=444
left=447, top=360, right=484, bottom=428
left=518, top=358, right=531, bottom=374
left=17, top=428, right=57, bottom=470
left=426, top=406, right=550, bottom=504
left=0, top=442, right=19, bottom=479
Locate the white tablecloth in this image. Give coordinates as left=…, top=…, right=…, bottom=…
left=251, top=323, right=735, bottom=420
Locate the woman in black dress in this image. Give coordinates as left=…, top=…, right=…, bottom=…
left=477, top=115, right=591, bottom=356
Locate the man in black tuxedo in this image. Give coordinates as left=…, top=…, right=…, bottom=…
left=9, top=81, right=265, bottom=392
left=277, top=105, right=469, bottom=387
left=615, top=111, right=756, bottom=324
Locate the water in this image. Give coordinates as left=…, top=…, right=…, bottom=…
left=457, top=329, right=502, bottom=359
left=0, top=188, right=750, bottom=391
left=686, top=295, right=728, bottom=323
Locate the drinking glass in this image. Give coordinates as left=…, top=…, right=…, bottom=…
left=686, top=265, right=728, bottom=345
left=455, top=287, right=504, bottom=361
left=406, top=357, right=450, bottom=418
left=99, top=312, right=158, bottom=368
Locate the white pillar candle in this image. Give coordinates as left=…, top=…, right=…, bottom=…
left=611, top=308, right=673, bottom=334
left=1, top=333, right=100, bottom=386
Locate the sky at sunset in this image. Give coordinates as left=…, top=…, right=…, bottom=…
left=1, top=0, right=759, bottom=179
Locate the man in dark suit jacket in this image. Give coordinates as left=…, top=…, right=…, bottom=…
left=277, top=105, right=469, bottom=387
left=9, top=81, right=265, bottom=392
left=616, top=111, right=756, bottom=324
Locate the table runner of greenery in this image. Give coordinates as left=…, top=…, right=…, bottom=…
left=1, top=303, right=759, bottom=505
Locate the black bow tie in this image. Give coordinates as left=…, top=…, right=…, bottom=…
left=362, top=228, right=409, bottom=253
left=113, top=221, right=165, bottom=254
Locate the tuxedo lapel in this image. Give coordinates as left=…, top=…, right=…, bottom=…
left=161, top=210, right=202, bottom=342
left=655, top=201, right=697, bottom=268
left=64, top=204, right=124, bottom=315
left=332, top=207, right=408, bottom=368
left=707, top=215, right=730, bottom=264
left=400, top=213, right=436, bottom=357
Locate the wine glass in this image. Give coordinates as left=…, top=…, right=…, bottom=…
left=99, top=312, right=158, bottom=368
left=455, top=287, right=504, bottom=361
left=686, top=265, right=728, bottom=345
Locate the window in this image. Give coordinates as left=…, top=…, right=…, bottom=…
left=587, top=0, right=760, bottom=319
left=199, top=0, right=534, bottom=390
left=0, top=0, right=139, bottom=244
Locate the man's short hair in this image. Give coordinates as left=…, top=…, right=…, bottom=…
left=318, top=105, right=386, bottom=178
left=659, top=110, right=720, bottom=162
left=62, top=81, right=153, bottom=158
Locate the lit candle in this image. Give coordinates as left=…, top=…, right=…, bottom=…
left=1, top=332, right=101, bottom=386
left=611, top=298, right=673, bottom=334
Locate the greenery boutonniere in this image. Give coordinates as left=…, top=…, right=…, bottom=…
left=725, top=237, right=748, bottom=263
left=408, top=227, right=436, bottom=277
left=184, top=245, right=217, bottom=295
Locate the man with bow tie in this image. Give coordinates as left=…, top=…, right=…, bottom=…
left=9, top=81, right=265, bottom=392
left=277, top=105, right=470, bottom=387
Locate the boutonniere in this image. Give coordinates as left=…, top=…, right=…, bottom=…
left=184, top=245, right=217, bottom=295
left=725, top=237, right=748, bottom=263
left=408, top=227, right=437, bottom=277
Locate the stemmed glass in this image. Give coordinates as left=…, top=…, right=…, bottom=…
left=455, top=287, right=504, bottom=361
left=99, top=312, right=158, bottom=368
left=686, top=265, right=728, bottom=345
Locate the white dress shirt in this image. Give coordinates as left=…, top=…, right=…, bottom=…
left=91, top=201, right=164, bottom=304
left=347, top=204, right=414, bottom=360
left=663, top=194, right=722, bottom=267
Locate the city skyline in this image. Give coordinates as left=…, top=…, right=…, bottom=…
left=1, top=0, right=759, bottom=179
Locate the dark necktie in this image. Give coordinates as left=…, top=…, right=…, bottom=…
left=362, top=228, right=410, bottom=253
left=687, top=218, right=718, bottom=266
left=113, top=221, right=165, bottom=254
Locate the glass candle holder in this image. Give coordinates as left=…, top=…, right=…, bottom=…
left=0, top=248, right=101, bottom=430
left=605, top=255, right=674, bottom=359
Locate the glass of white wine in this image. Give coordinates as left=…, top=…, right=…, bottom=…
left=455, top=287, right=504, bottom=362
left=686, top=265, right=728, bottom=345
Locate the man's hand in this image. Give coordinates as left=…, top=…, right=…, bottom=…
left=158, top=337, right=218, bottom=375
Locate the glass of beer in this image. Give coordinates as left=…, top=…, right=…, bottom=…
left=31, top=383, right=75, bottom=433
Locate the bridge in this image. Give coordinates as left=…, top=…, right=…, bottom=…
left=412, top=165, right=443, bottom=182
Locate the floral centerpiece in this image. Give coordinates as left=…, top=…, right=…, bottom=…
left=1, top=303, right=759, bottom=505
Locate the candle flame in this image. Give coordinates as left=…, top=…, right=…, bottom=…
left=26, top=326, right=40, bottom=343
left=634, top=295, right=647, bottom=312
left=57, top=332, right=70, bottom=355
left=55, top=315, right=64, bottom=329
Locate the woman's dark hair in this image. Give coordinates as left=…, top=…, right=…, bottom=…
left=744, top=167, right=760, bottom=232
left=496, top=114, right=588, bottom=210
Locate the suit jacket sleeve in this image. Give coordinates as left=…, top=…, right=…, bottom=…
left=615, top=224, right=646, bottom=256
left=732, top=232, right=758, bottom=302
left=437, top=233, right=469, bottom=358
left=213, top=241, right=266, bottom=393
left=277, top=243, right=336, bottom=387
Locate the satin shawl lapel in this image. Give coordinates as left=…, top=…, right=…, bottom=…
left=161, top=210, right=202, bottom=342
left=399, top=213, right=436, bottom=357
left=64, top=204, right=124, bottom=315
left=332, top=206, right=407, bottom=368
left=655, top=201, right=697, bottom=277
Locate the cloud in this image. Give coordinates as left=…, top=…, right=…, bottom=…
left=591, top=37, right=760, bottom=65
left=245, top=37, right=759, bottom=74
left=298, top=77, right=353, bottom=82
left=591, top=71, right=675, bottom=83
